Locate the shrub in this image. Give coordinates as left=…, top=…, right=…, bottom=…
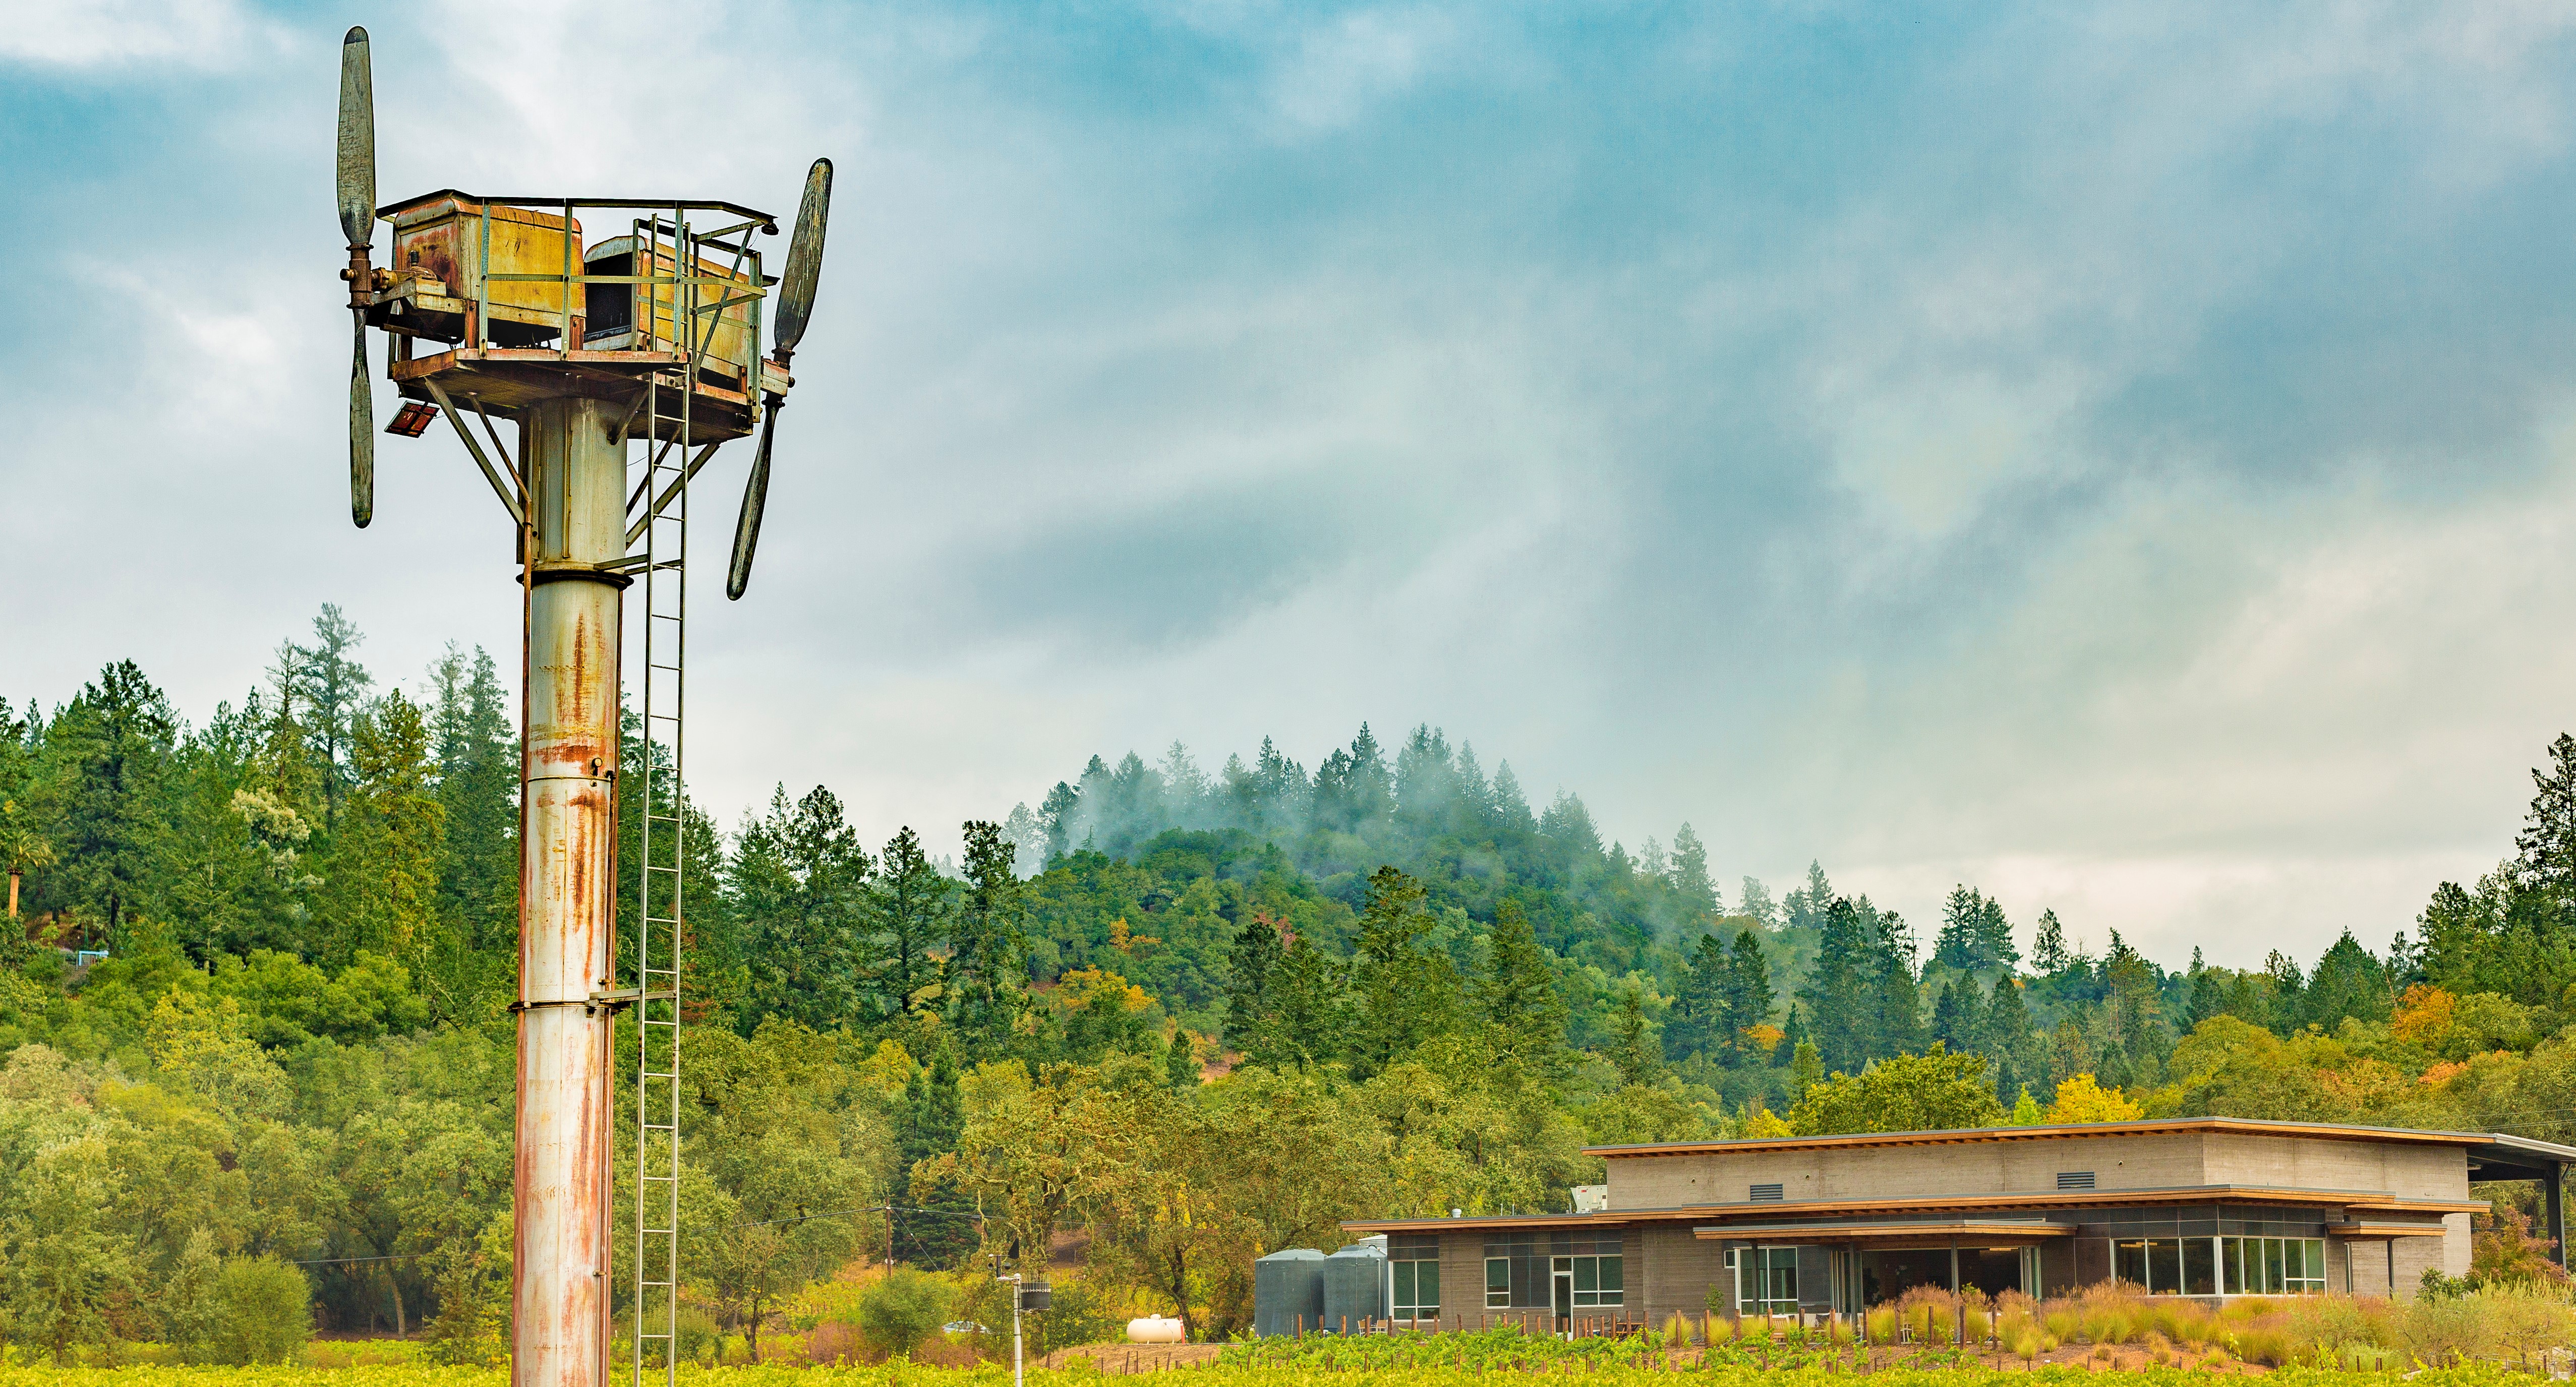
left=855, top=1268, right=955, bottom=1359
left=207, top=1256, right=312, bottom=1366
left=1862, top=1305, right=1895, bottom=1346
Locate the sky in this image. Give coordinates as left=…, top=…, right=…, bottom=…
left=8, top=1, right=2576, bottom=972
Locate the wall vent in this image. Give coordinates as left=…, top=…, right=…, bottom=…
left=2057, top=1171, right=2096, bottom=1190
left=1749, top=1183, right=1784, bottom=1202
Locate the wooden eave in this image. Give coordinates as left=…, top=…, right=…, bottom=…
left=1340, top=1185, right=2483, bottom=1235
left=1585, top=1116, right=2519, bottom=1160
left=2326, top=1222, right=2451, bottom=1238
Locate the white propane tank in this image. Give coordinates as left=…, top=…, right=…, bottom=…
left=1127, top=1315, right=1186, bottom=1344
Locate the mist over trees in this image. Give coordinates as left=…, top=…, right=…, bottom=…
left=8, top=610, right=2576, bottom=1354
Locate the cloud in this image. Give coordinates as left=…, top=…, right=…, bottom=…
left=0, top=0, right=281, bottom=69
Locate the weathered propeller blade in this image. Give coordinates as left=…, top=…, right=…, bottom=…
left=725, top=157, right=833, bottom=598
left=337, top=28, right=375, bottom=249
left=339, top=27, right=376, bottom=528
left=772, top=158, right=832, bottom=361
left=725, top=404, right=777, bottom=600
left=349, top=320, right=373, bottom=527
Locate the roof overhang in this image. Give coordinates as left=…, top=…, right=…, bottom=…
left=1586, top=1117, right=2552, bottom=1160
left=1340, top=1185, right=2484, bottom=1235
left=1692, top=1219, right=2075, bottom=1248
left=2326, top=1222, right=2453, bottom=1238
left=2465, top=1134, right=2576, bottom=1182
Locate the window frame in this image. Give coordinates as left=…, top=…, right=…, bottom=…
left=1485, top=1256, right=1510, bottom=1309
left=1392, top=1258, right=1439, bottom=1321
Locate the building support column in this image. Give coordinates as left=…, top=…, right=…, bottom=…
left=2548, top=1163, right=2567, bottom=1271
left=513, top=395, right=626, bottom=1387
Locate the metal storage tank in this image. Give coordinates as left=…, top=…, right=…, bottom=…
left=1322, top=1240, right=1387, bottom=1332
left=1253, top=1248, right=1326, bottom=1337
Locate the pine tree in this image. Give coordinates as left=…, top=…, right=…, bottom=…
left=43, top=660, right=178, bottom=947
left=1867, top=909, right=1927, bottom=1059
left=429, top=645, right=516, bottom=960
left=2030, top=909, right=2069, bottom=974
left=729, top=785, right=871, bottom=1031
left=1974, top=895, right=2019, bottom=973
left=1783, top=862, right=1833, bottom=931
left=288, top=605, right=374, bottom=833
left=1932, top=887, right=1982, bottom=974
left=1981, top=977, right=2038, bottom=1103
left=1165, top=1028, right=1199, bottom=1090
left=1928, top=979, right=1976, bottom=1051
left=893, top=1051, right=977, bottom=1267
left=1349, top=867, right=1459, bottom=1075
left=319, top=693, right=446, bottom=976
left=1722, top=928, right=1775, bottom=1061
left=1738, top=877, right=1779, bottom=928
left=1223, top=909, right=1286, bottom=1053
left=1475, top=898, right=1567, bottom=1075
left=1668, top=824, right=1718, bottom=917
left=1609, top=985, right=1660, bottom=1085
left=1797, top=897, right=1872, bottom=1071
left=1671, top=933, right=1728, bottom=1061
left=868, top=827, right=953, bottom=1021
left=947, top=821, right=1028, bottom=1052
left=2513, top=733, right=2576, bottom=896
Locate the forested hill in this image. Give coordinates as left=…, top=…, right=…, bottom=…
left=13, top=607, right=2576, bottom=1347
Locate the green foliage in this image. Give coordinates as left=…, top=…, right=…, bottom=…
left=853, top=1268, right=954, bottom=1358
left=1787, top=1044, right=2007, bottom=1135
left=205, top=1256, right=312, bottom=1365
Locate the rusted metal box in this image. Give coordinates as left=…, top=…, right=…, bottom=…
left=581, top=236, right=760, bottom=393
left=382, top=191, right=585, bottom=347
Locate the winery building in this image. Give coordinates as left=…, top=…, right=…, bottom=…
left=1318, top=1118, right=2574, bottom=1326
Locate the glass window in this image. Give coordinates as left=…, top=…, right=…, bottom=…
left=2222, top=1238, right=2243, bottom=1295
left=2265, top=1238, right=2284, bottom=1292
left=2113, top=1238, right=2150, bottom=1288
left=2148, top=1239, right=2183, bottom=1295
left=2215, top=1237, right=2329, bottom=1296
left=2183, top=1237, right=2215, bottom=1296
left=2295, top=1240, right=2327, bottom=1294
left=1393, top=1260, right=1438, bottom=1319
left=1571, top=1255, right=1621, bottom=1307
left=1486, top=1257, right=1509, bottom=1309
left=1737, top=1248, right=1796, bottom=1314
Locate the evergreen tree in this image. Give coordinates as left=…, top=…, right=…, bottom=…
left=1038, top=781, right=1079, bottom=862
left=1788, top=1038, right=1824, bottom=1097
left=1782, top=862, right=1833, bottom=931
left=1348, top=867, right=1459, bottom=1076
left=1928, top=979, right=1976, bottom=1051
left=1668, top=824, right=1718, bottom=917
left=1974, top=894, right=2018, bottom=973
left=1867, top=909, right=1927, bottom=1058
left=1932, top=886, right=1982, bottom=974
left=1981, top=977, right=2038, bottom=1103
left=2302, top=930, right=2390, bottom=1031
left=319, top=694, right=446, bottom=979
left=867, top=827, right=952, bottom=1021
left=1223, top=909, right=1285, bottom=1052
left=43, top=660, right=178, bottom=948
left=1474, top=899, right=1567, bottom=1074
left=2030, top=909, right=2069, bottom=974
left=1608, top=985, right=1659, bottom=1086
left=287, top=605, right=374, bottom=833
left=2512, top=733, right=2576, bottom=897
left=1165, top=1028, right=1199, bottom=1090
left=1797, top=897, right=1871, bottom=1071
left=428, top=645, right=516, bottom=958
left=947, top=821, right=1028, bottom=1052
left=729, top=785, right=870, bottom=1031
left=1670, top=932, right=1728, bottom=1061
left=1721, top=928, right=1775, bottom=1061
left=1738, top=877, right=1779, bottom=929
left=893, top=1051, right=976, bottom=1267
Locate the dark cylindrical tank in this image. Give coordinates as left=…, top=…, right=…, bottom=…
left=1322, top=1242, right=1387, bottom=1331
left=1253, top=1248, right=1326, bottom=1337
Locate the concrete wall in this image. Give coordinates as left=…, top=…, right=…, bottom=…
left=1608, top=1133, right=2210, bottom=1209
left=2199, top=1134, right=2464, bottom=1200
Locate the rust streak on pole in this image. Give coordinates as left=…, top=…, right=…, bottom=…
left=514, top=394, right=626, bottom=1387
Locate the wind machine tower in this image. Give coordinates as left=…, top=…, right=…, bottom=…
left=333, top=28, right=832, bottom=1387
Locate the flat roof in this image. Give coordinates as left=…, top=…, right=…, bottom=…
left=1584, top=1117, right=2576, bottom=1160
left=1341, top=1183, right=2485, bottom=1234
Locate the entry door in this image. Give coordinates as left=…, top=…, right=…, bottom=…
left=1552, top=1257, right=1574, bottom=1322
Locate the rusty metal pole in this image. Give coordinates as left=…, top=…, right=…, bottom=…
left=515, top=394, right=625, bottom=1387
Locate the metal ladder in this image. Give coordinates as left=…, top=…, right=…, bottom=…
left=629, top=209, right=697, bottom=1387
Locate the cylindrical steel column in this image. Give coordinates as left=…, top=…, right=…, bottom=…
left=515, top=394, right=625, bottom=1387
